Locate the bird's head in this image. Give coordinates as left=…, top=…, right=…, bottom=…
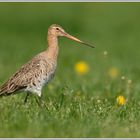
left=48, top=24, right=95, bottom=48
left=48, top=24, right=66, bottom=37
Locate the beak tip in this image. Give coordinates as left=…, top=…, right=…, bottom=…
left=81, top=42, right=95, bottom=48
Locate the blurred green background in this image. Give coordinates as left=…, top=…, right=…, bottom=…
left=0, top=2, right=140, bottom=138
left=0, top=3, right=140, bottom=81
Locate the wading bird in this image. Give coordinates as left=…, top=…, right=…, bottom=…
left=0, top=24, right=94, bottom=104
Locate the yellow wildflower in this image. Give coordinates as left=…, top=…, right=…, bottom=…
left=116, top=95, right=126, bottom=105
left=74, top=61, right=89, bottom=75
left=108, top=67, right=119, bottom=79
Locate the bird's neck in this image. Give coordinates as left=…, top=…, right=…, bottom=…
left=46, top=34, right=59, bottom=60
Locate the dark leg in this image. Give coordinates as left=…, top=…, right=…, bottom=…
left=24, top=92, right=30, bottom=104
left=35, top=96, right=41, bottom=106
left=35, top=96, right=48, bottom=110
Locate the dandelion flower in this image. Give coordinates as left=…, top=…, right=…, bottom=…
left=108, top=67, right=119, bottom=79
left=74, top=61, right=89, bottom=75
left=116, top=95, right=126, bottom=105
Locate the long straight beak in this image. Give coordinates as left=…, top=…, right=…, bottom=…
left=64, top=33, right=95, bottom=48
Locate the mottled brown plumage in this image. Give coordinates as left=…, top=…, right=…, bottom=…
left=0, top=24, right=94, bottom=102
left=0, top=52, right=56, bottom=97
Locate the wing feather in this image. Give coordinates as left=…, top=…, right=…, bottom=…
left=0, top=54, right=48, bottom=97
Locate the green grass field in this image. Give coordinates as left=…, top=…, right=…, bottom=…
left=0, top=2, right=140, bottom=138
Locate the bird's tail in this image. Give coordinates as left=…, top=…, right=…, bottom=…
left=0, top=82, right=26, bottom=97
left=0, top=82, right=14, bottom=97
left=0, top=85, right=10, bottom=97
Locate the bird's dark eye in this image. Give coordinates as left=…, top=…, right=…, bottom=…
left=56, top=27, right=59, bottom=30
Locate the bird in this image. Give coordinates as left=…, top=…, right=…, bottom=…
left=0, top=24, right=94, bottom=104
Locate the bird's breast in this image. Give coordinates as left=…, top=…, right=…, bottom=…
left=38, top=59, right=57, bottom=86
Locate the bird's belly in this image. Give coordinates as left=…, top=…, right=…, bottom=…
left=25, top=59, right=57, bottom=96
left=25, top=71, right=55, bottom=95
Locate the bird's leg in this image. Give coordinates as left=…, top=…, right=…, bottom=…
left=35, top=96, right=48, bottom=110
left=35, top=96, right=41, bottom=106
left=24, top=92, right=30, bottom=104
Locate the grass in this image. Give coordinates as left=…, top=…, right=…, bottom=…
left=0, top=2, right=140, bottom=138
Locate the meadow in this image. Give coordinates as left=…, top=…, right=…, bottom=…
left=0, top=2, right=140, bottom=138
